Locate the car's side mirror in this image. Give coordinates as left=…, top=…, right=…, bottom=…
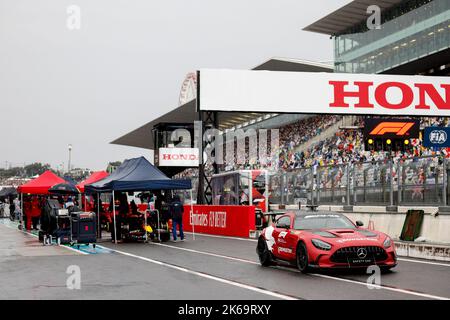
left=356, top=220, right=364, bottom=227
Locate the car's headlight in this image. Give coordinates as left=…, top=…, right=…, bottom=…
left=311, top=239, right=332, bottom=251
left=383, top=237, right=392, bottom=248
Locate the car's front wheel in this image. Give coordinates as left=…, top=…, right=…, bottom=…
left=296, top=242, right=309, bottom=273
left=257, top=237, right=272, bottom=267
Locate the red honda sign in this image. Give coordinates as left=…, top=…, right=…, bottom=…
left=329, top=81, right=450, bottom=110
left=159, top=148, right=199, bottom=167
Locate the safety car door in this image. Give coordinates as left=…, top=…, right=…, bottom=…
left=273, top=215, right=293, bottom=260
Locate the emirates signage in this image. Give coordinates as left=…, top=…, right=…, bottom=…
left=158, top=148, right=199, bottom=167
left=183, top=205, right=256, bottom=238
left=199, top=69, right=449, bottom=116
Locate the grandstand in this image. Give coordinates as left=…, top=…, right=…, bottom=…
left=112, top=0, right=449, bottom=206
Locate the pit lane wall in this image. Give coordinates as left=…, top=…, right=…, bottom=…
left=183, top=205, right=256, bottom=238
left=278, top=204, right=450, bottom=261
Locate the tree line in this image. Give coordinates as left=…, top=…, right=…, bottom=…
left=0, top=163, right=53, bottom=179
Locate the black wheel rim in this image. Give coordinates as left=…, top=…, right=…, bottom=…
left=297, top=245, right=307, bottom=270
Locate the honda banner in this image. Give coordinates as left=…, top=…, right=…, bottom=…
left=158, top=148, right=199, bottom=167
left=183, top=205, right=256, bottom=238
left=199, top=69, right=450, bottom=116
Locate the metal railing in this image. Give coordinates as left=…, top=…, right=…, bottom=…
left=269, top=156, right=449, bottom=207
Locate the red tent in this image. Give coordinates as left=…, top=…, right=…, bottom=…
left=77, top=171, right=109, bottom=193
left=17, top=170, right=66, bottom=195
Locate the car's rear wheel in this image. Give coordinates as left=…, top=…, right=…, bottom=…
left=296, top=242, right=309, bottom=273
left=257, top=237, right=272, bottom=267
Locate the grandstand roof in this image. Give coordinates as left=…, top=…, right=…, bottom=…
left=110, top=58, right=333, bottom=150
left=303, top=0, right=405, bottom=35
left=252, top=57, right=333, bottom=72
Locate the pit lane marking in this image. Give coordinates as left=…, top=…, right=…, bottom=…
left=150, top=242, right=450, bottom=300
left=152, top=242, right=260, bottom=265
left=308, top=273, right=450, bottom=300
left=397, top=258, right=450, bottom=267
left=96, top=245, right=297, bottom=300
left=184, top=232, right=257, bottom=242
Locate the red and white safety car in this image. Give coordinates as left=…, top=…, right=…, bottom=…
left=257, top=211, right=397, bottom=273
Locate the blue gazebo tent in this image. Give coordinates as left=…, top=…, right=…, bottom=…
left=85, top=156, right=192, bottom=243
left=85, top=157, right=191, bottom=193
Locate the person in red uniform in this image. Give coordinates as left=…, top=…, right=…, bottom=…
left=23, top=197, right=32, bottom=230
left=30, top=196, right=41, bottom=230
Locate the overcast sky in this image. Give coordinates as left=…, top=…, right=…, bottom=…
left=0, top=0, right=350, bottom=171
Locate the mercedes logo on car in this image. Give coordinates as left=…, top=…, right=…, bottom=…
left=357, top=247, right=368, bottom=259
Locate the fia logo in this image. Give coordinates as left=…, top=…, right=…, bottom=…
left=429, top=130, right=447, bottom=144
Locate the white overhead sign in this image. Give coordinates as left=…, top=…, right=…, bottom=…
left=199, top=69, right=450, bottom=116
left=158, top=148, right=199, bottom=167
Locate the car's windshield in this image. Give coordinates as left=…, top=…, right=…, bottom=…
left=294, top=214, right=356, bottom=230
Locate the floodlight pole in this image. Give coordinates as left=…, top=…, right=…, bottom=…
left=68, top=144, right=72, bottom=174
left=443, top=157, right=447, bottom=206
left=20, top=193, right=23, bottom=230
left=144, top=191, right=148, bottom=243
left=190, top=189, right=195, bottom=241
left=157, top=209, right=160, bottom=242
left=97, top=193, right=101, bottom=239
left=112, top=191, right=117, bottom=244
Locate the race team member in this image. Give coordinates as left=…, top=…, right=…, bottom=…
left=170, top=195, right=184, bottom=242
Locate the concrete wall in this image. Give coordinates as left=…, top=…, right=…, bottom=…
left=395, top=241, right=450, bottom=262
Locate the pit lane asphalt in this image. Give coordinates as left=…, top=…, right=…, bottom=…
left=1, top=222, right=449, bottom=300
left=0, top=223, right=274, bottom=300
left=100, top=233, right=450, bottom=300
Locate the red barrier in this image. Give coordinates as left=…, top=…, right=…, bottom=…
left=182, top=205, right=256, bottom=238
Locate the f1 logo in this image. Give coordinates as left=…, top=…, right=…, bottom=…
left=369, top=122, right=415, bottom=136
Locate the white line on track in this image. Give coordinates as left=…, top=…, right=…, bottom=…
left=96, top=245, right=297, bottom=300
left=152, top=242, right=260, bottom=265
left=309, top=273, right=449, bottom=300
left=151, top=242, right=450, bottom=300
left=185, top=232, right=257, bottom=242
left=397, top=257, right=450, bottom=267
